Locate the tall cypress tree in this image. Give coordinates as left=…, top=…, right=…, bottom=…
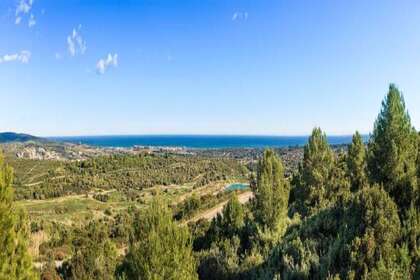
left=0, top=153, right=36, bottom=279
left=294, top=127, right=335, bottom=217
left=347, top=131, right=368, bottom=192
left=368, top=84, right=418, bottom=212
left=253, top=149, right=289, bottom=231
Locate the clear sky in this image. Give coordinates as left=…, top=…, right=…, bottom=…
left=2, top=0, right=420, bottom=136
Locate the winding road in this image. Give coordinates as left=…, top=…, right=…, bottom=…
left=187, top=191, right=254, bottom=223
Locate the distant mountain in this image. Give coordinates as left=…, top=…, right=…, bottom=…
left=0, top=132, right=44, bottom=143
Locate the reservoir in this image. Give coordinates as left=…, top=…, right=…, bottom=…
left=225, top=183, right=250, bottom=192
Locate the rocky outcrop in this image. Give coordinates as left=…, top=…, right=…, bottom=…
left=16, top=146, right=63, bottom=160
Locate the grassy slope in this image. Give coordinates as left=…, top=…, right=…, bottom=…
left=5, top=152, right=250, bottom=263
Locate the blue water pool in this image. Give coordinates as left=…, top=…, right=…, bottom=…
left=225, top=183, right=250, bottom=192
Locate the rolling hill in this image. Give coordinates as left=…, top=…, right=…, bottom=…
left=0, top=132, right=43, bottom=143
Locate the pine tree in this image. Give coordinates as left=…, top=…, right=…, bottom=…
left=218, top=194, right=244, bottom=238
left=326, top=150, right=351, bottom=206
left=337, top=187, right=402, bottom=279
left=64, top=221, right=117, bottom=280
left=223, top=194, right=244, bottom=227
left=368, top=84, right=418, bottom=212
left=401, top=204, right=420, bottom=275
left=347, top=131, right=368, bottom=192
left=417, top=132, right=420, bottom=207
left=254, top=149, right=289, bottom=231
left=122, top=197, right=198, bottom=280
left=294, top=127, right=335, bottom=217
left=197, top=194, right=246, bottom=280
left=0, top=153, right=37, bottom=280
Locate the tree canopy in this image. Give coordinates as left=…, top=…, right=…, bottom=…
left=293, top=127, right=335, bottom=217
left=368, top=84, right=418, bottom=212
left=0, top=152, right=36, bottom=280
left=3, top=83, right=420, bottom=279
left=253, top=149, right=290, bottom=231
left=121, top=197, right=198, bottom=280
left=347, top=131, right=368, bottom=192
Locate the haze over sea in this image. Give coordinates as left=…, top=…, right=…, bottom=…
left=48, top=135, right=368, bottom=149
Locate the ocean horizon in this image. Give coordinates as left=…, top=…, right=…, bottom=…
left=48, top=135, right=369, bottom=149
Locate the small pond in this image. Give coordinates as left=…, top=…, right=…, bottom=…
left=225, top=183, right=250, bottom=192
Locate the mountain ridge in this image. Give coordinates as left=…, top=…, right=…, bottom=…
left=0, top=132, right=44, bottom=143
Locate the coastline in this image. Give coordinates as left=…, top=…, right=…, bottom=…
left=47, top=134, right=366, bottom=149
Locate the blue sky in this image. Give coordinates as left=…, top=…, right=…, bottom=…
left=2, top=0, right=420, bottom=136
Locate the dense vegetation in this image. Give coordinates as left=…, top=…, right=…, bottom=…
left=0, top=154, right=37, bottom=279
left=13, top=154, right=248, bottom=200
left=1, top=84, right=419, bottom=279
left=189, top=85, right=419, bottom=279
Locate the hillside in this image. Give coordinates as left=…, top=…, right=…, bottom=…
left=1, top=87, right=419, bottom=279
left=0, top=132, right=43, bottom=143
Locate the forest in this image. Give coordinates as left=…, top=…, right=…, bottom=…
left=0, top=84, right=419, bottom=279
left=12, top=154, right=249, bottom=200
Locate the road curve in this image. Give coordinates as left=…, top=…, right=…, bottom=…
left=188, top=191, right=254, bottom=223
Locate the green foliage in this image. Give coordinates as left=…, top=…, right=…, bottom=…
left=293, top=128, right=335, bottom=217
left=197, top=236, right=242, bottom=280
left=109, top=210, right=134, bottom=243
left=417, top=132, right=420, bottom=209
left=274, top=207, right=343, bottom=279
left=40, top=253, right=61, bottom=280
left=175, top=191, right=238, bottom=221
left=93, top=193, right=110, bottom=202
left=254, top=149, right=290, bottom=231
left=401, top=204, right=420, bottom=274
left=0, top=153, right=37, bottom=280
left=347, top=131, right=368, bottom=192
left=189, top=219, right=211, bottom=251
left=193, top=149, right=291, bottom=280
left=325, top=151, right=351, bottom=207
left=175, top=194, right=201, bottom=220
left=61, top=221, right=117, bottom=280
left=205, top=194, right=245, bottom=247
left=368, top=84, right=418, bottom=212
left=265, top=187, right=404, bottom=279
left=14, top=154, right=248, bottom=200
left=332, top=187, right=402, bottom=279
left=8, top=85, right=420, bottom=280
left=220, top=194, right=245, bottom=236
left=121, top=197, right=198, bottom=280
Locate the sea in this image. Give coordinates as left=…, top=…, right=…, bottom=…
left=48, top=135, right=368, bottom=149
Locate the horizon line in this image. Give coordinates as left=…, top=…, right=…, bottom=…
left=44, top=133, right=371, bottom=138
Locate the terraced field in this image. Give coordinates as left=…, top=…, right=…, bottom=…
left=2, top=149, right=252, bottom=265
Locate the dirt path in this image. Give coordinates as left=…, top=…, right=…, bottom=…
left=19, top=189, right=118, bottom=205
left=187, top=191, right=254, bottom=223
left=22, top=162, right=40, bottom=182
left=26, top=172, right=48, bottom=183
left=175, top=184, right=219, bottom=204
left=18, top=193, right=88, bottom=205
left=24, top=175, right=66, bottom=187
